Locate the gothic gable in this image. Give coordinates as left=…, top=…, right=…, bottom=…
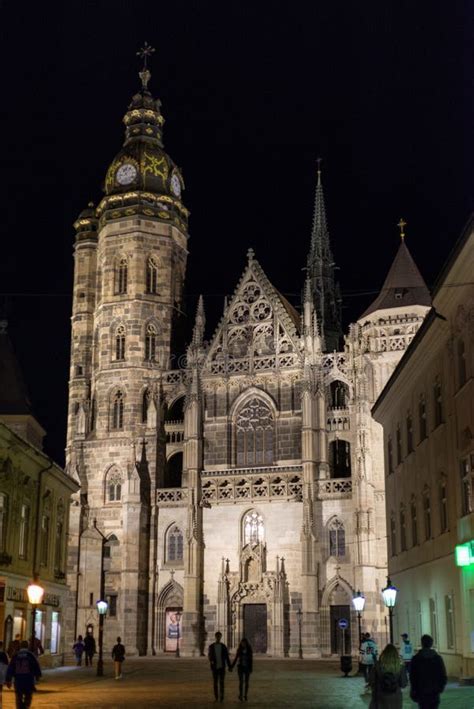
left=205, top=253, right=302, bottom=375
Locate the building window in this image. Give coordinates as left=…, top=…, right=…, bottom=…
left=112, top=391, right=124, bottom=430
left=0, top=494, right=8, bottom=553
left=50, top=611, right=60, bottom=654
left=146, top=257, right=159, bottom=294
left=433, top=376, right=444, bottom=427
left=410, top=497, right=418, bottom=546
left=406, top=412, right=414, bottom=454
left=115, top=258, right=128, bottom=295
left=418, top=394, right=427, bottom=442
left=390, top=513, right=397, bottom=556
left=439, top=479, right=448, bottom=533
left=329, top=518, right=345, bottom=557
left=167, top=525, right=184, bottom=562
left=163, top=452, right=183, bottom=488
left=423, top=488, right=432, bottom=540
left=19, top=504, right=30, bottom=560
left=40, top=515, right=50, bottom=566
left=329, top=380, right=349, bottom=408
left=107, top=594, right=118, bottom=618
left=90, top=397, right=97, bottom=432
left=236, top=398, right=274, bottom=467
left=400, top=505, right=407, bottom=551
left=329, top=440, right=352, bottom=478
left=387, top=437, right=394, bottom=474
left=145, top=323, right=157, bottom=361
left=445, top=594, right=454, bottom=649
left=142, top=389, right=150, bottom=424
left=107, top=468, right=122, bottom=502
left=243, top=511, right=264, bottom=546
left=457, top=339, right=467, bottom=388
left=396, top=425, right=402, bottom=465
left=460, top=454, right=474, bottom=515
left=429, top=598, right=438, bottom=646
left=115, top=325, right=126, bottom=361
left=54, top=521, right=63, bottom=573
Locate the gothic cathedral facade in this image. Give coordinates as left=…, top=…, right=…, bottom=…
left=65, top=70, right=431, bottom=656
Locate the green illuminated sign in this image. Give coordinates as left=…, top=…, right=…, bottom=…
left=455, top=540, right=474, bottom=567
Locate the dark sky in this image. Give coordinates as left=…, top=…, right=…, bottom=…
left=0, top=1, right=472, bottom=464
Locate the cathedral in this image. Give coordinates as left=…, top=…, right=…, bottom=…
left=65, top=58, right=432, bottom=657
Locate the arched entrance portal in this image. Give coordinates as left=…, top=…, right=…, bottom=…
left=320, top=577, right=354, bottom=656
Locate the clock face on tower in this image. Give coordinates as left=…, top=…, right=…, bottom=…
left=170, top=173, right=181, bottom=197
left=116, top=163, right=138, bottom=186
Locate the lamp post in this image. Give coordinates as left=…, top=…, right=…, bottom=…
left=93, top=519, right=108, bottom=677
left=27, top=578, right=45, bottom=654
left=175, top=610, right=182, bottom=658
left=296, top=608, right=303, bottom=659
left=381, top=577, right=398, bottom=644
left=352, top=590, right=366, bottom=646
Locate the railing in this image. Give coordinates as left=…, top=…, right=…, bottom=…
left=317, top=478, right=352, bottom=499
left=165, top=420, right=184, bottom=444
left=201, top=467, right=303, bottom=504
left=326, top=407, right=350, bottom=432
left=156, top=488, right=188, bottom=506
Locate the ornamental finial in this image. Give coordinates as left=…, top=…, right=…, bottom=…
left=137, top=41, right=155, bottom=91
left=316, top=157, right=322, bottom=185
left=398, top=218, right=407, bottom=241
left=247, top=247, right=255, bottom=264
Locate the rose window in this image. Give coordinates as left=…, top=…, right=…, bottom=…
left=251, top=300, right=272, bottom=321
left=242, top=283, right=261, bottom=303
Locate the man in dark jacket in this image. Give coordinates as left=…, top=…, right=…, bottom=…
left=84, top=633, right=96, bottom=667
left=208, top=632, right=232, bottom=702
left=6, top=640, right=42, bottom=709
left=410, top=635, right=447, bottom=708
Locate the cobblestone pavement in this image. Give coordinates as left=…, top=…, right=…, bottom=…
left=1, top=658, right=473, bottom=709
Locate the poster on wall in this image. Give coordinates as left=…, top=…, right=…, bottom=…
left=165, top=608, right=182, bottom=652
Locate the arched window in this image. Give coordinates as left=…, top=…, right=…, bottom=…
left=329, top=440, right=351, bottom=478
left=112, top=391, right=124, bottom=430
left=145, top=323, right=157, bottom=361
left=328, top=518, right=345, bottom=557
left=142, top=388, right=150, bottom=424
left=106, top=467, right=122, bottom=502
left=329, top=381, right=349, bottom=408
left=146, top=257, right=159, bottom=294
left=243, top=510, right=264, bottom=546
left=19, top=504, right=30, bottom=560
left=166, top=525, right=184, bottom=563
left=166, top=396, right=185, bottom=422
left=115, top=325, right=126, bottom=361
left=236, top=397, right=274, bottom=467
left=164, top=452, right=183, bottom=488
left=0, top=494, right=8, bottom=553
left=115, top=258, right=128, bottom=295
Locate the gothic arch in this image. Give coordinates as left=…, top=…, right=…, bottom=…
left=240, top=508, right=265, bottom=547
left=164, top=451, right=183, bottom=488
left=229, top=386, right=277, bottom=419
left=155, top=579, right=184, bottom=653
left=321, top=575, right=354, bottom=607
left=165, top=395, right=185, bottom=422
left=103, top=464, right=123, bottom=503
left=164, top=522, right=184, bottom=565
left=232, top=391, right=276, bottom=467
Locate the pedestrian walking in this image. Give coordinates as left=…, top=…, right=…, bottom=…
left=7, top=635, right=21, bottom=659
left=0, top=642, right=9, bottom=709
left=72, top=635, right=85, bottom=666
left=410, top=635, right=447, bottom=709
left=400, top=633, right=413, bottom=677
left=84, top=632, right=96, bottom=667
left=5, top=640, right=41, bottom=709
left=111, top=637, right=125, bottom=679
left=208, top=631, right=232, bottom=702
left=368, top=643, right=407, bottom=708
left=28, top=638, right=44, bottom=659
left=231, top=638, right=253, bottom=702
left=361, top=633, right=378, bottom=690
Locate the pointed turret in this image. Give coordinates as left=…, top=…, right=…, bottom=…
left=360, top=224, right=431, bottom=319
left=305, top=162, right=342, bottom=352
left=192, top=295, right=206, bottom=348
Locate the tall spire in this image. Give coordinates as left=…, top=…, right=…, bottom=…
left=305, top=161, right=342, bottom=352
left=192, top=295, right=206, bottom=348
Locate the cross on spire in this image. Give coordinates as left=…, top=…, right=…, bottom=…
left=136, top=42, right=155, bottom=91
left=398, top=218, right=407, bottom=241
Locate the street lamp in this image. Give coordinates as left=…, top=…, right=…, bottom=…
left=96, top=599, right=108, bottom=676
left=352, top=590, right=366, bottom=646
left=27, top=578, right=44, bottom=653
left=175, top=610, right=182, bottom=658
left=381, top=577, right=398, bottom=644
left=296, top=608, right=303, bottom=659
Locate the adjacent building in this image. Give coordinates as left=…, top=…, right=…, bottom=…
left=0, top=321, right=78, bottom=666
left=65, top=61, right=435, bottom=658
left=373, top=216, right=474, bottom=678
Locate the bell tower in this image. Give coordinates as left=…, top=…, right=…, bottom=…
left=65, top=45, right=189, bottom=655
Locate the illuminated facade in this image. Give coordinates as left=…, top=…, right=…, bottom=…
left=65, top=63, right=432, bottom=656
left=373, top=215, right=474, bottom=677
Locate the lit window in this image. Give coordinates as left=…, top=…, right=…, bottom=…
left=243, top=511, right=264, bottom=546
left=146, top=257, right=159, bottom=294
left=429, top=598, right=438, bottom=645
left=236, top=398, right=274, bottom=467
left=328, top=518, right=345, bottom=557
left=445, top=594, right=454, bottom=649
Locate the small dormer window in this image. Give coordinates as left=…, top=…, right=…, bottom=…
left=394, top=290, right=403, bottom=300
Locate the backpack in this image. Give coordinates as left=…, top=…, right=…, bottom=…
left=380, top=670, right=399, bottom=693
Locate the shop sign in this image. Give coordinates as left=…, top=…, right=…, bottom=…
left=6, top=586, right=60, bottom=607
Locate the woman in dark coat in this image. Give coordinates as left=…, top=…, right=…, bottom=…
left=369, top=643, right=407, bottom=708
left=231, top=638, right=253, bottom=702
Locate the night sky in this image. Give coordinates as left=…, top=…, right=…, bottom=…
left=0, top=1, right=472, bottom=465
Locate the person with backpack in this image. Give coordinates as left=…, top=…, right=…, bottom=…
left=72, top=635, right=85, bottom=666
left=400, top=633, right=413, bottom=677
left=368, top=643, right=407, bottom=708
left=361, top=633, right=378, bottom=690
left=83, top=632, right=96, bottom=667
left=409, top=635, right=447, bottom=708
left=5, top=640, right=42, bottom=709
left=111, top=637, right=125, bottom=679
